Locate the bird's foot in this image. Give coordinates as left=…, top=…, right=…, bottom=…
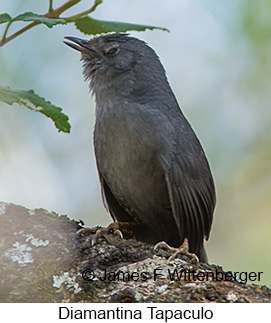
left=154, top=238, right=199, bottom=262
left=89, top=222, right=138, bottom=246
left=91, top=222, right=123, bottom=246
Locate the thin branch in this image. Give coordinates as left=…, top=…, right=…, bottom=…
left=64, top=1, right=101, bottom=22
left=0, top=21, right=39, bottom=46
left=47, top=0, right=81, bottom=18
left=0, top=0, right=82, bottom=47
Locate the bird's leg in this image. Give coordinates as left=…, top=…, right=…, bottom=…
left=154, top=238, right=199, bottom=262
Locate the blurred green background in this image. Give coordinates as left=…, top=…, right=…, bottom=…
left=0, top=0, right=270, bottom=287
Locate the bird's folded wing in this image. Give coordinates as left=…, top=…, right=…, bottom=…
left=161, top=151, right=215, bottom=254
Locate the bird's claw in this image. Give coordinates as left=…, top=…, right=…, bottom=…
left=77, top=227, right=97, bottom=236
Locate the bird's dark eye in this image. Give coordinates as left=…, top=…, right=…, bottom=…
left=104, top=45, right=119, bottom=55
left=107, top=47, right=118, bottom=55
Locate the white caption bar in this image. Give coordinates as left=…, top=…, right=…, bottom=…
left=0, top=303, right=270, bottom=322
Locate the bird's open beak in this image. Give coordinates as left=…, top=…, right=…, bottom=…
left=63, top=36, right=90, bottom=52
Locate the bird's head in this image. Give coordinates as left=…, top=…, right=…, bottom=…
left=64, top=33, right=167, bottom=97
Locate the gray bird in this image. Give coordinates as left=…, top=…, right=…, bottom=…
left=64, top=33, right=216, bottom=262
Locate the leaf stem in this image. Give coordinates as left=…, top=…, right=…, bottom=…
left=1, top=20, right=13, bottom=43
left=49, top=0, right=54, bottom=12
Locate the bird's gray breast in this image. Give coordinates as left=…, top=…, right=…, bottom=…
left=93, top=100, right=170, bottom=223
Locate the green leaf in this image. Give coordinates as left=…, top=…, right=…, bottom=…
left=13, top=12, right=66, bottom=28
left=0, top=13, right=11, bottom=24
left=0, top=86, right=71, bottom=133
left=74, top=16, right=169, bottom=35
